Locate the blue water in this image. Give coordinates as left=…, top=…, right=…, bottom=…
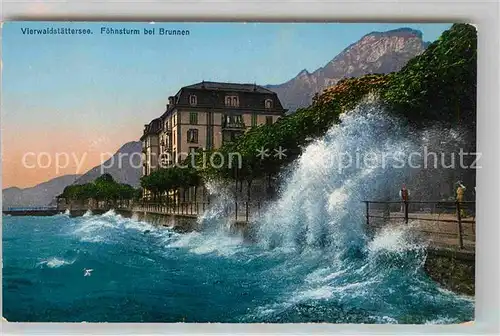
left=2, top=104, right=475, bottom=323
left=2, top=211, right=473, bottom=323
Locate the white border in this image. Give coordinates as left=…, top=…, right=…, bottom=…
left=1, top=0, right=499, bottom=335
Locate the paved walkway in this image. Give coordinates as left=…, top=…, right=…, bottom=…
left=370, top=211, right=475, bottom=251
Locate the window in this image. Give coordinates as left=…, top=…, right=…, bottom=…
left=189, top=95, right=197, bottom=106
left=251, top=113, right=257, bottom=127
left=187, top=129, right=199, bottom=143
left=164, top=120, right=170, bottom=130
left=189, top=146, right=198, bottom=154
left=223, top=114, right=244, bottom=126
left=225, top=95, right=239, bottom=107
left=189, top=112, right=198, bottom=125
left=173, top=131, right=176, bottom=145
left=265, top=99, right=273, bottom=109
left=234, top=115, right=243, bottom=124
left=266, top=116, right=273, bottom=125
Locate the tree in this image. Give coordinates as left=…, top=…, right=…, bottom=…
left=383, top=23, right=476, bottom=127
left=59, top=174, right=137, bottom=207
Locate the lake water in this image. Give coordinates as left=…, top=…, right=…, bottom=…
left=2, top=211, right=473, bottom=323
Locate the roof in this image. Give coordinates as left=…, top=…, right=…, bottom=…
left=141, top=118, right=162, bottom=139
left=183, top=81, right=275, bottom=94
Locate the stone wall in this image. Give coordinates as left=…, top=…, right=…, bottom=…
left=424, top=248, right=475, bottom=296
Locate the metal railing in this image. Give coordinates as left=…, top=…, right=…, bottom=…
left=363, top=200, right=476, bottom=250
left=222, top=121, right=246, bottom=129
left=130, top=201, right=263, bottom=222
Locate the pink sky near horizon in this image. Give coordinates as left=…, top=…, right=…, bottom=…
left=1, top=88, right=167, bottom=189
left=2, top=120, right=144, bottom=189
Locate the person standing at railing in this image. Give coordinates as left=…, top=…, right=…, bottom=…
left=456, top=181, right=467, bottom=218
left=399, top=184, right=410, bottom=212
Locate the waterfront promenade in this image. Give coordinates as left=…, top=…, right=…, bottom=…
left=3, top=200, right=476, bottom=252
left=364, top=200, right=476, bottom=252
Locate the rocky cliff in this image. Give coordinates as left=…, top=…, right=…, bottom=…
left=267, top=28, right=430, bottom=112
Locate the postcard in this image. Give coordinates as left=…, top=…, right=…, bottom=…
left=2, top=22, right=476, bottom=324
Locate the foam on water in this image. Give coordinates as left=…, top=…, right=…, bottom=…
left=166, top=230, right=245, bottom=257
left=37, top=257, right=76, bottom=269
left=67, top=209, right=169, bottom=244
left=257, top=100, right=416, bottom=254
left=82, top=210, right=93, bottom=217
left=225, top=100, right=473, bottom=323
left=197, top=180, right=234, bottom=233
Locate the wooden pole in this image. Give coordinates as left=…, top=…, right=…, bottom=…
left=365, top=201, right=370, bottom=227
left=404, top=200, right=409, bottom=224
left=456, top=201, right=464, bottom=249
left=235, top=201, right=238, bottom=221
left=245, top=202, right=249, bottom=222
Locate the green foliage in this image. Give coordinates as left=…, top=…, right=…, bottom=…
left=383, top=23, right=477, bottom=126
left=60, top=174, right=138, bottom=203
left=95, top=173, right=114, bottom=184
left=140, top=165, right=201, bottom=199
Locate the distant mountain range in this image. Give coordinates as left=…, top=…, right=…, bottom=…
left=2, top=27, right=433, bottom=208
left=2, top=174, right=81, bottom=210
left=266, top=27, right=430, bottom=112
left=2, top=141, right=141, bottom=210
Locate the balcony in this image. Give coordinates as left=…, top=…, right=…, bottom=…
left=222, top=121, right=246, bottom=130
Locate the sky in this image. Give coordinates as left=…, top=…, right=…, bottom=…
left=1, top=22, right=452, bottom=188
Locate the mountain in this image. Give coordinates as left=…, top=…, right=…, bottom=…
left=72, top=141, right=142, bottom=188
left=2, top=141, right=142, bottom=210
left=2, top=174, right=80, bottom=209
left=267, top=28, right=430, bottom=112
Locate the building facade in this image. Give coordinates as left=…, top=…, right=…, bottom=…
left=141, top=81, right=287, bottom=174
left=140, top=118, right=162, bottom=176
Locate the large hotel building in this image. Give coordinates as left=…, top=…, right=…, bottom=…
left=141, top=81, right=287, bottom=176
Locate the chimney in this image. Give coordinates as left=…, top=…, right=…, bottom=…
left=168, top=96, right=174, bottom=105
left=201, top=80, right=206, bottom=89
